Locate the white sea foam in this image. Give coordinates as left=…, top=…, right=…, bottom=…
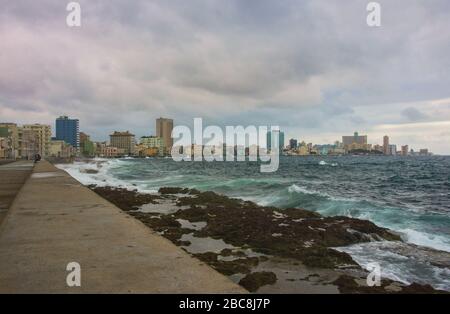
left=55, top=160, right=158, bottom=194
left=335, top=241, right=450, bottom=291
left=288, top=184, right=324, bottom=196
left=242, top=193, right=283, bottom=207
left=399, top=228, right=450, bottom=253
left=287, top=184, right=352, bottom=202
left=318, top=160, right=338, bottom=167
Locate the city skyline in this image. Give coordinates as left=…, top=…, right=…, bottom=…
left=1, top=1, right=450, bottom=154
left=1, top=114, right=435, bottom=158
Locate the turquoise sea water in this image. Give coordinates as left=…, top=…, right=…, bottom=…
left=58, top=156, right=450, bottom=290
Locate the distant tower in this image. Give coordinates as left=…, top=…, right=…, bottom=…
left=383, top=135, right=389, bottom=155
left=56, top=116, right=80, bottom=150
left=266, top=130, right=284, bottom=152
left=289, top=138, right=298, bottom=149
left=401, top=145, right=409, bottom=156
left=156, top=118, right=174, bottom=153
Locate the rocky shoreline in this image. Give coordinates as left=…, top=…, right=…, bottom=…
left=89, top=185, right=447, bottom=294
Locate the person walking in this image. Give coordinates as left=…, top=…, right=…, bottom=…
left=34, top=153, right=41, bottom=164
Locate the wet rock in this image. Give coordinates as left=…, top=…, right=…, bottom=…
left=400, top=283, right=448, bottom=294
left=92, top=187, right=400, bottom=269
left=89, top=186, right=161, bottom=210
left=159, top=187, right=190, bottom=194
left=194, top=252, right=260, bottom=276
left=176, top=240, right=191, bottom=246
left=88, top=185, right=444, bottom=294
left=83, top=169, right=99, bottom=174
left=170, top=190, right=399, bottom=268
left=239, top=272, right=277, bottom=292
left=220, top=248, right=233, bottom=256
left=332, top=274, right=449, bottom=294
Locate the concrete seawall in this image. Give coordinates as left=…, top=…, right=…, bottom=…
left=0, top=161, right=34, bottom=225
left=0, top=161, right=245, bottom=293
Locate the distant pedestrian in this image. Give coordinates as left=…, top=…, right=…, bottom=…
left=34, top=153, right=41, bottom=164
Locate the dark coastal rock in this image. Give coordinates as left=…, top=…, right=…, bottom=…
left=83, top=169, right=99, bottom=174
left=89, top=186, right=161, bottom=210
left=169, top=190, right=400, bottom=268
left=175, top=191, right=246, bottom=209
left=128, top=211, right=192, bottom=242
left=220, top=248, right=247, bottom=258
left=194, top=252, right=260, bottom=276
left=400, top=283, right=448, bottom=294
left=87, top=185, right=446, bottom=294
left=332, top=274, right=448, bottom=294
left=238, top=272, right=277, bottom=292
left=159, top=187, right=191, bottom=195
left=90, top=186, right=400, bottom=269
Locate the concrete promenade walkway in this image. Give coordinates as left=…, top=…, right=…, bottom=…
left=0, top=161, right=245, bottom=293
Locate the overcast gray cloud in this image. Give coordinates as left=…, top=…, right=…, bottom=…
left=0, top=0, right=450, bottom=153
left=402, top=107, right=428, bottom=122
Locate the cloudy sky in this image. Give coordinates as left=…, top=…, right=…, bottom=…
left=1, top=0, right=450, bottom=154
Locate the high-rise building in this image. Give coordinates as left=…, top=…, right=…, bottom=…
left=156, top=118, right=173, bottom=154
left=56, top=116, right=80, bottom=150
left=267, top=130, right=285, bottom=152
left=289, top=138, right=298, bottom=150
left=342, top=132, right=369, bottom=152
left=342, top=132, right=368, bottom=146
left=389, top=144, right=397, bottom=156
left=401, top=145, right=409, bottom=156
left=22, top=124, right=52, bottom=157
left=110, top=131, right=135, bottom=155
left=383, top=135, right=390, bottom=155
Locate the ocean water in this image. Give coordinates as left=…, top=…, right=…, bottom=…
left=57, top=155, right=450, bottom=290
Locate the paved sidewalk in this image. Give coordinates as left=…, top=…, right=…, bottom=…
left=0, top=161, right=245, bottom=293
